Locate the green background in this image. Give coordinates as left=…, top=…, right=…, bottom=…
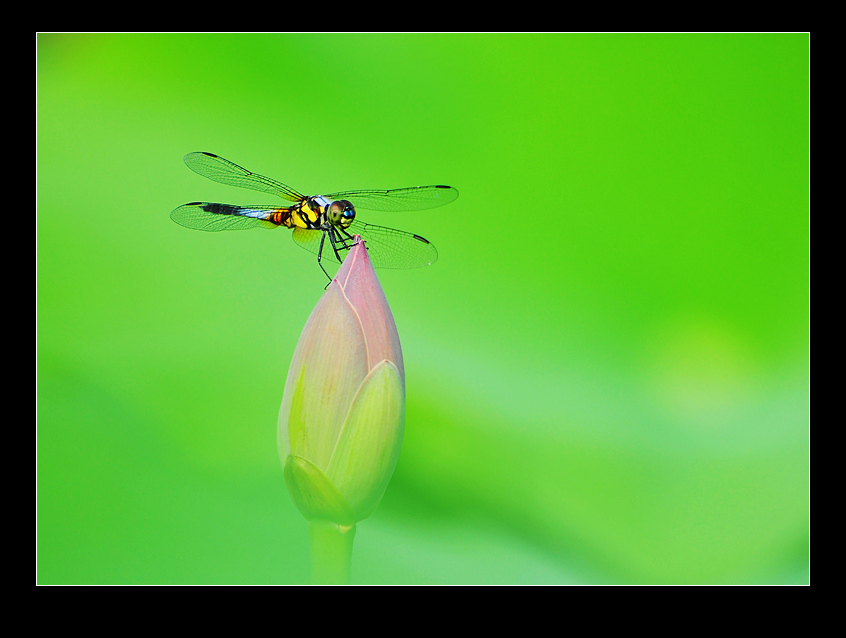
left=37, top=33, right=809, bottom=585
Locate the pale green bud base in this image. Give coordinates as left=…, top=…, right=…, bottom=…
left=308, top=519, right=356, bottom=586
left=284, top=454, right=357, bottom=526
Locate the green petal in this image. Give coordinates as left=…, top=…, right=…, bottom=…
left=336, top=253, right=405, bottom=388
left=278, top=362, right=306, bottom=464
left=283, top=455, right=356, bottom=526
left=278, top=283, right=369, bottom=470
left=326, top=360, right=405, bottom=521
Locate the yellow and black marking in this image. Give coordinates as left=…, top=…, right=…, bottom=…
left=265, top=197, right=330, bottom=230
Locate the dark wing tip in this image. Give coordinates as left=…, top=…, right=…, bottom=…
left=436, top=184, right=459, bottom=199
left=183, top=151, right=219, bottom=162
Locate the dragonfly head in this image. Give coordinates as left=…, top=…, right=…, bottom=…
left=328, top=200, right=356, bottom=229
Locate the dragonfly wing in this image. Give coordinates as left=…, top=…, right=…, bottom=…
left=323, top=185, right=458, bottom=212
left=183, top=152, right=306, bottom=203
left=291, top=228, right=348, bottom=266
left=290, top=227, right=324, bottom=257
left=349, top=221, right=438, bottom=269
left=292, top=224, right=437, bottom=270
left=170, top=202, right=282, bottom=231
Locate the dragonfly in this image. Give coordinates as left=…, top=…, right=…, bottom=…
left=171, top=152, right=458, bottom=281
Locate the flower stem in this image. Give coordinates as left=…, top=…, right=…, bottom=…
left=307, top=519, right=356, bottom=585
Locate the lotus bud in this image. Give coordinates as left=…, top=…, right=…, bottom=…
left=278, top=237, right=406, bottom=529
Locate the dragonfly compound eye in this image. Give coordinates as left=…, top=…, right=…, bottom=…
left=331, top=200, right=355, bottom=228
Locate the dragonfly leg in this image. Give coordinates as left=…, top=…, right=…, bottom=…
left=337, top=226, right=358, bottom=246
left=316, top=230, right=333, bottom=283
left=338, top=226, right=367, bottom=253
left=328, top=226, right=354, bottom=262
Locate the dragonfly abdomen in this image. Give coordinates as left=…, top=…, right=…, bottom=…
left=196, top=201, right=319, bottom=229
left=189, top=202, right=282, bottom=222
left=191, top=202, right=236, bottom=216
left=268, top=208, right=294, bottom=227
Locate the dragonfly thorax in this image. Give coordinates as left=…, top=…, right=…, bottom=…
left=307, top=196, right=356, bottom=229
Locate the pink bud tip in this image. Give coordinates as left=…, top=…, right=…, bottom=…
left=328, top=235, right=404, bottom=387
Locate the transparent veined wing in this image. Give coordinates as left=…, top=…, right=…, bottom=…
left=292, top=223, right=438, bottom=269
left=183, top=152, right=306, bottom=203
left=170, top=202, right=283, bottom=231
left=322, top=185, right=458, bottom=212
left=291, top=228, right=347, bottom=266
left=351, top=221, right=438, bottom=268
